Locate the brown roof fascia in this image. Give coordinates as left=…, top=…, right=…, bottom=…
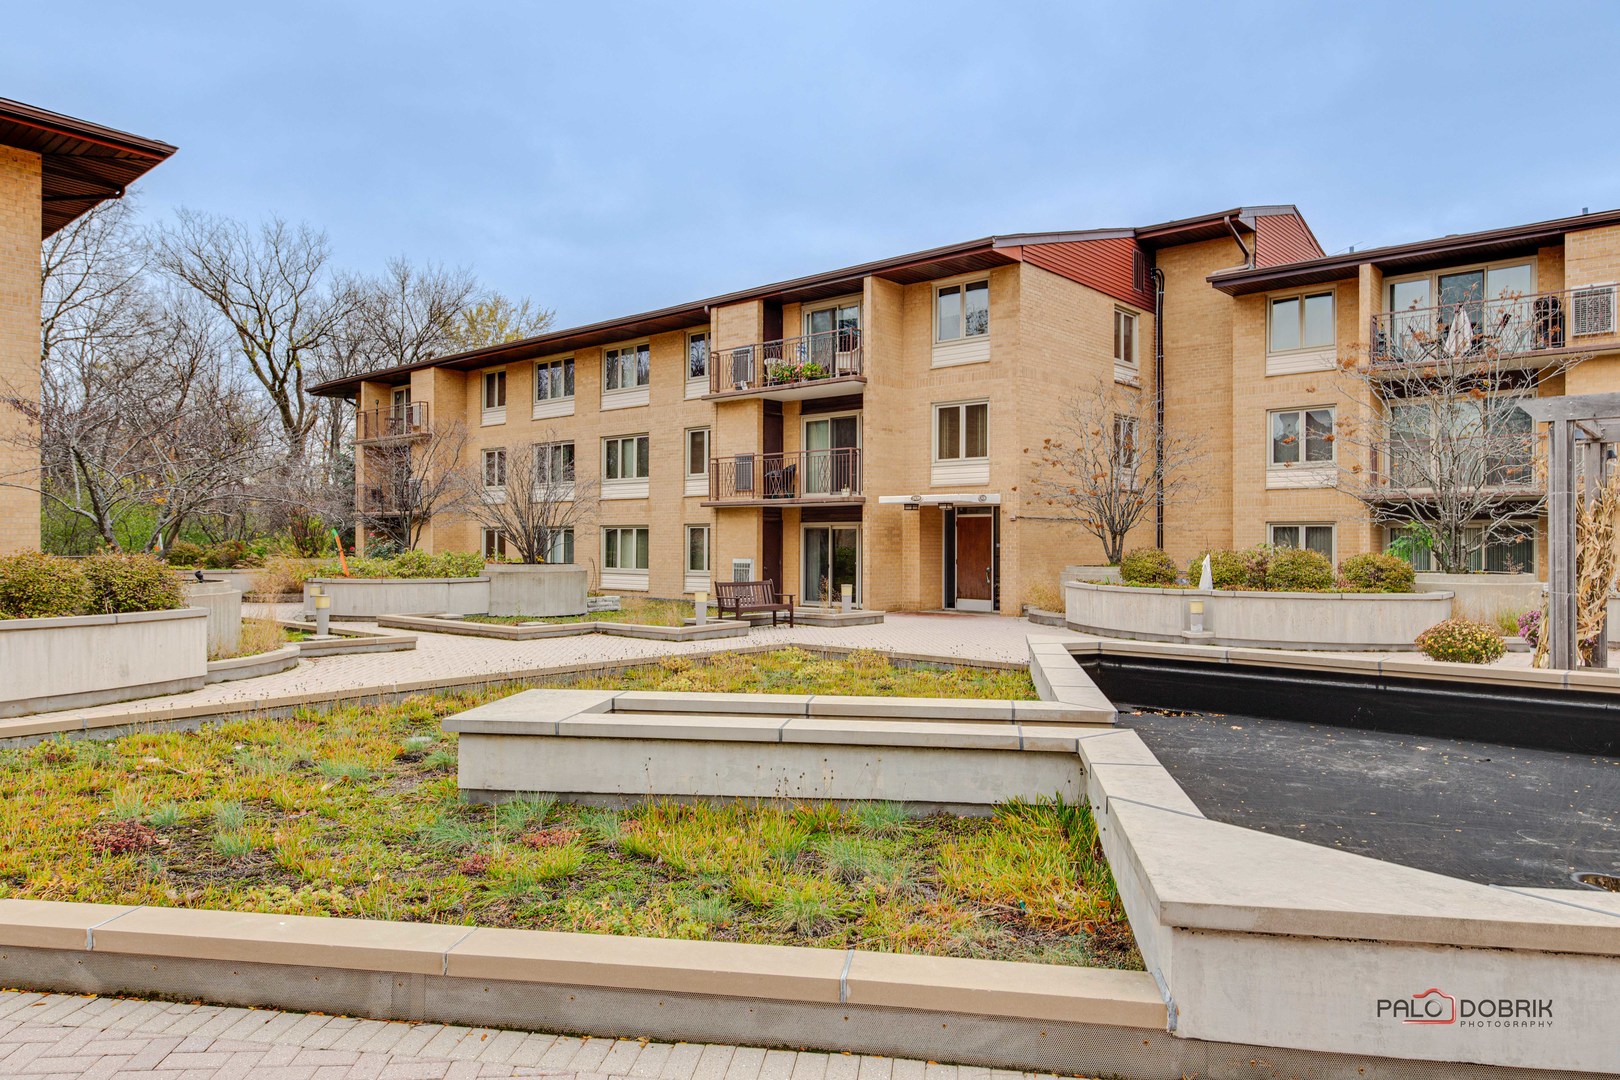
left=0, top=97, right=177, bottom=160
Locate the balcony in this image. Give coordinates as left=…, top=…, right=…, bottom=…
left=708, top=329, right=865, bottom=400
left=357, top=401, right=429, bottom=443
left=704, top=448, right=864, bottom=507
left=1369, top=286, right=1619, bottom=371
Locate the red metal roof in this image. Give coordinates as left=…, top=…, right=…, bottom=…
left=1021, top=237, right=1154, bottom=310
left=0, top=97, right=176, bottom=237
left=1254, top=212, right=1324, bottom=267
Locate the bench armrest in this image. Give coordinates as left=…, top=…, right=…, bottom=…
left=781, top=594, right=795, bottom=607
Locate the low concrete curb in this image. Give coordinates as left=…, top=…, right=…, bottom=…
left=378, top=612, right=750, bottom=642
left=204, top=643, right=301, bottom=684
left=279, top=619, right=418, bottom=656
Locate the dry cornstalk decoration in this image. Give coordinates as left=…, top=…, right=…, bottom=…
left=1533, top=466, right=1620, bottom=667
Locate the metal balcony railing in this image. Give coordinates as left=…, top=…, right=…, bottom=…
left=710, top=329, right=863, bottom=394
left=708, top=448, right=862, bottom=502
left=1370, top=286, right=1618, bottom=367
left=357, top=401, right=429, bottom=442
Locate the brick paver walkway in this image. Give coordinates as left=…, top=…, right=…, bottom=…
left=0, top=991, right=1066, bottom=1080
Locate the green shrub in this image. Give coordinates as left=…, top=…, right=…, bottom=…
left=0, top=552, right=92, bottom=619
left=313, top=550, right=485, bottom=580
left=1338, top=552, right=1416, bottom=593
left=434, top=550, right=486, bottom=578
left=201, top=540, right=260, bottom=569
left=1414, top=618, right=1505, bottom=664
left=1119, top=547, right=1177, bottom=586
left=1265, top=547, right=1335, bottom=592
left=81, top=553, right=185, bottom=614
left=1188, top=548, right=1263, bottom=590
left=163, top=541, right=207, bottom=567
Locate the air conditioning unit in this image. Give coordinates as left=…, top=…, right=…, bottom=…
left=1571, top=285, right=1617, bottom=337
left=732, top=558, right=754, bottom=582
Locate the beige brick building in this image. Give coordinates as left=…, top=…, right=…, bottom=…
left=0, top=99, right=175, bottom=555
left=318, top=204, right=1620, bottom=611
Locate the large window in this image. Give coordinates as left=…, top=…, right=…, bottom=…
left=1114, top=309, right=1138, bottom=367
left=1390, top=524, right=1534, bottom=574
left=685, top=525, right=710, bottom=574
left=544, top=527, right=575, bottom=564
left=604, top=343, right=651, bottom=390
left=482, top=529, right=507, bottom=560
left=535, top=358, right=574, bottom=402
left=1270, top=523, right=1335, bottom=560
left=482, top=447, right=507, bottom=490
left=536, top=441, right=575, bottom=485
left=1269, top=292, right=1335, bottom=353
left=936, top=281, right=989, bottom=342
left=935, top=401, right=989, bottom=461
left=482, top=369, right=507, bottom=410
left=1386, top=398, right=1533, bottom=488
left=1113, top=414, right=1140, bottom=485
left=604, top=526, right=650, bottom=571
left=604, top=434, right=650, bottom=481
left=1269, top=407, right=1335, bottom=467
left=686, top=428, right=709, bottom=478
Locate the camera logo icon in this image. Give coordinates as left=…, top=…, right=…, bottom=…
left=1406, top=988, right=1458, bottom=1025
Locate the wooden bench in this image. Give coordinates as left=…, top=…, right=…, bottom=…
left=714, top=580, right=795, bottom=627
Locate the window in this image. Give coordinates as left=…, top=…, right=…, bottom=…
left=936, top=402, right=989, bottom=461
left=604, top=434, right=650, bottom=480
left=1386, top=398, right=1533, bottom=489
left=482, top=369, right=507, bottom=410
left=535, top=441, right=575, bottom=486
left=1269, top=292, right=1335, bottom=352
left=482, top=529, right=507, bottom=560
left=482, top=447, right=507, bottom=489
left=1269, top=407, right=1335, bottom=467
left=535, top=358, right=574, bottom=402
left=1390, top=525, right=1533, bottom=574
left=686, top=428, right=709, bottom=477
left=1114, top=310, right=1138, bottom=366
left=936, top=281, right=989, bottom=341
left=543, top=527, right=574, bottom=564
left=685, top=525, right=710, bottom=574
left=687, top=333, right=709, bottom=382
left=604, top=343, right=651, bottom=390
left=604, top=526, right=650, bottom=571
left=1113, top=414, right=1140, bottom=485
left=1270, top=524, right=1335, bottom=560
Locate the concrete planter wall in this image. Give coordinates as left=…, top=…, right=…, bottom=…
left=0, top=607, right=208, bottom=717
left=486, top=563, right=589, bottom=617
left=182, top=579, right=243, bottom=655
left=1414, top=572, right=1541, bottom=622
left=1064, top=564, right=1122, bottom=584
left=302, top=576, right=490, bottom=619
left=1065, top=580, right=1453, bottom=651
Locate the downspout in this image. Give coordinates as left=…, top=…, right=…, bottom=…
left=1152, top=266, right=1167, bottom=548
left=1225, top=213, right=1253, bottom=269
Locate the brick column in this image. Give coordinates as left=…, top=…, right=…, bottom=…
left=0, top=146, right=42, bottom=554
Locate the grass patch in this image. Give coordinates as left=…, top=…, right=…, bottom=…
left=210, top=618, right=302, bottom=661
left=0, top=685, right=1131, bottom=968
left=565, top=648, right=1037, bottom=699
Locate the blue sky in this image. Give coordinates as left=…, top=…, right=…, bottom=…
left=8, top=1, right=1618, bottom=327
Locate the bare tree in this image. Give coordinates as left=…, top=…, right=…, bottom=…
left=152, top=210, right=352, bottom=461
left=455, top=437, right=598, bottom=563
left=355, top=421, right=474, bottom=551
left=1028, top=378, right=1208, bottom=564
left=1333, top=284, right=1591, bottom=573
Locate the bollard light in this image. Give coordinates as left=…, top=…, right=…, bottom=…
left=1188, top=598, right=1205, bottom=634
left=694, top=590, right=708, bottom=625
left=314, top=592, right=331, bottom=637
left=840, top=583, right=854, bottom=615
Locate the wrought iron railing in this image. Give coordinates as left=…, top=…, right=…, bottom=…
left=710, top=329, right=864, bottom=394
left=357, top=401, right=429, bottom=442
left=1369, top=286, right=1619, bottom=366
left=708, top=448, right=862, bottom=502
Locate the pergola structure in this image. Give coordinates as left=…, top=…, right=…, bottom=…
left=1518, top=392, right=1620, bottom=670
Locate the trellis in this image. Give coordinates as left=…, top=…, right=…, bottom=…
left=1519, top=392, right=1620, bottom=670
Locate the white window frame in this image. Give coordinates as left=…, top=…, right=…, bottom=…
left=601, top=526, right=651, bottom=591
left=685, top=331, right=710, bottom=399
left=602, top=340, right=651, bottom=410
left=934, top=279, right=990, bottom=343
left=1266, top=406, right=1336, bottom=489
left=481, top=368, right=507, bottom=425
left=931, top=400, right=990, bottom=487
left=482, top=447, right=507, bottom=498
left=536, top=440, right=575, bottom=501
left=1113, top=308, right=1141, bottom=385
left=543, top=527, right=575, bottom=565
left=1268, top=291, right=1337, bottom=355
left=684, top=427, right=710, bottom=497
left=602, top=433, right=651, bottom=500
left=533, top=356, right=575, bottom=420
left=1268, top=523, right=1336, bottom=562
left=931, top=275, right=992, bottom=367
left=684, top=524, right=710, bottom=593
left=482, top=528, right=507, bottom=561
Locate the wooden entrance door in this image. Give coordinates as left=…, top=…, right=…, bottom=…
left=954, top=513, right=993, bottom=612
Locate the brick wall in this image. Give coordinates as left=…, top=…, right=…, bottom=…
left=0, top=146, right=41, bottom=555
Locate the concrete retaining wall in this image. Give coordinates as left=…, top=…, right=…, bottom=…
left=182, top=579, right=242, bottom=655
left=304, top=576, right=490, bottom=619
left=0, top=607, right=208, bottom=717
left=486, top=563, right=589, bottom=616
left=1065, top=580, right=1454, bottom=650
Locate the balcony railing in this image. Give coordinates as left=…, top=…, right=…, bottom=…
left=710, top=329, right=864, bottom=395
left=707, top=448, right=863, bottom=503
left=359, top=478, right=423, bottom=516
left=357, top=401, right=429, bottom=442
left=1370, top=286, right=1618, bottom=367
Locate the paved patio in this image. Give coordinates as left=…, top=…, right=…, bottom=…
left=0, top=991, right=1065, bottom=1080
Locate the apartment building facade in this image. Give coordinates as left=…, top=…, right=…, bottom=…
left=315, top=208, right=1321, bottom=614
left=0, top=99, right=175, bottom=555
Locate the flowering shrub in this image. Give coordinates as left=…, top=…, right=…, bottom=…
left=1414, top=618, right=1505, bottom=664
left=1119, top=547, right=1177, bottom=585
left=1517, top=608, right=1542, bottom=647
left=1337, top=552, right=1416, bottom=593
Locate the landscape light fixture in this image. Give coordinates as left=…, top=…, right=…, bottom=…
left=694, top=590, right=708, bottom=625
left=1188, top=598, right=1205, bottom=634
